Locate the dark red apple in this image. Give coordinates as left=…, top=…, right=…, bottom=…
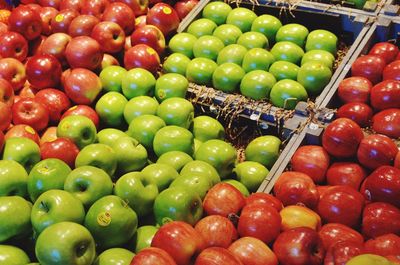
left=387, top=255, right=400, bottom=264
left=65, top=36, right=103, bottom=70
left=194, top=215, right=237, bottom=248
left=369, top=42, right=399, bottom=64
left=38, top=0, right=61, bottom=9
left=317, top=185, right=333, bottom=199
left=0, top=58, right=27, bottom=92
left=124, top=44, right=160, bottom=74
left=51, top=9, right=79, bottom=33
left=61, top=104, right=99, bottom=128
left=362, top=202, right=400, bottom=239
left=395, top=152, right=400, bottom=169
left=59, top=0, right=82, bottom=12
left=26, top=54, right=62, bottom=90
left=351, top=55, right=386, bottom=84
left=130, top=24, right=165, bottom=55
left=68, top=14, right=100, bottom=37
left=112, top=0, right=148, bottom=17
left=273, top=227, right=325, bottom=265
left=228, top=237, right=278, bottom=265
left=11, top=97, right=49, bottom=132
left=40, top=137, right=80, bottom=168
left=324, top=240, right=364, bottom=265
left=35, top=88, right=71, bottom=123
left=174, top=0, right=198, bottom=20
left=130, top=247, right=177, bottom=265
left=194, top=247, right=243, bottom=265
left=336, top=102, right=373, bottom=127
left=91, top=21, right=125, bottom=53
left=364, top=233, right=400, bottom=256
left=370, top=80, right=400, bottom=110
left=146, top=3, right=180, bottom=37
left=326, top=162, right=367, bottom=190
left=337, top=76, right=372, bottom=103
left=8, top=5, right=42, bottom=40
left=5, top=124, right=40, bottom=145
left=372, top=108, right=400, bottom=139
left=39, top=32, right=72, bottom=66
left=319, top=223, right=364, bottom=250
left=102, top=2, right=135, bottom=35
left=81, top=0, right=110, bottom=19
left=0, top=31, right=28, bottom=62
left=28, top=34, right=47, bottom=57
left=0, top=102, right=12, bottom=132
left=245, top=192, right=283, bottom=212
left=39, top=6, right=58, bottom=36
left=0, top=78, right=14, bottom=107
left=24, top=3, right=42, bottom=13
left=383, top=60, right=400, bottom=81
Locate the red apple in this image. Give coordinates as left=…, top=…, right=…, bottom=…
left=39, top=7, right=58, bottom=36
left=317, top=185, right=333, bottom=199
left=0, top=78, right=15, bottom=107
left=130, top=24, right=165, bottom=55
left=68, top=14, right=100, bottom=37
left=322, top=118, right=364, bottom=158
left=124, top=44, right=160, bottom=74
left=369, top=42, right=399, bottom=64
left=0, top=22, right=8, bottom=35
left=228, top=237, right=278, bottom=265
left=351, top=55, right=386, bottom=84
left=11, top=97, right=49, bottom=132
left=28, top=34, right=46, bottom=57
left=317, top=185, right=365, bottom=228
left=319, top=223, right=364, bottom=250
left=0, top=130, right=4, bottom=151
left=146, top=3, right=180, bottom=37
left=387, top=255, right=400, bottom=264
left=135, top=15, right=146, bottom=29
left=35, top=88, right=71, bottom=123
left=51, top=9, right=79, bottom=34
left=40, top=126, right=57, bottom=145
left=383, top=60, right=400, bottom=81
left=245, top=192, right=283, bottom=212
left=91, top=21, right=125, bottom=53
left=326, top=162, right=367, bottom=190
left=40, top=137, right=80, bottom=168
left=372, top=108, right=400, bottom=139
left=65, top=36, right=103, bottom=70
left=38, top=0, right=61, bottom=9
left=237, top=203, right=281, bottom=244
left=395, top=152, right=400, bottom=169
left=26, top=54, right=62, bottom=90
left=130, top=247, right=177, bottom=265
left=0, top=102, right=11, bottom=132
left=24, top=3, right=42, bottom=13
left=0, top=31, right=28, bottom=62
left=324, top=240, right=365, bottom=265
left=61, top=104, right=99, bottom=128
left=203, top=182, right=246, bottom=218
left=39, top=32, right=72, bottom=66
left=102, top=2, right=136, bottom=35
left=337, top=76, right=372, bottom=103
left=151, top=221, right=206, bottom=265
left=364, top=233, right=400, bottom=256
left=362, top=202, right=400, bottom=239
left=5, top=124, right=40, bottom=145
left=98, top=53, right=120, bottom=71
left=290, top=145, right=330, bottom=184
left=370, top=80, right=400, bottom=110
left=337, top=102, right=373, bottom=127
left=194, top=247, right=243, bottom=265
left=111, top=0, right=148, bottom=17
left=19, top=83, right=37, bottom=98
left=62, top=68, right=102, bottom=105
left=59, top=0, right=82, bottom=12
left=174, top=0, right=198, bottom=20
left=81, top=0, right=110, bottom=19
left=273, top=227, right=325, bottom=265
left=194, top=215, right=238, bottom=248
left=124, top=36, right=132, bottom=50
left=8, top=5, right=42, bottom=40
left=0, top=58, right=26, bottom=92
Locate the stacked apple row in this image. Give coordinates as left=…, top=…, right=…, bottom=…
left=162, top=2, right=338, bottom=109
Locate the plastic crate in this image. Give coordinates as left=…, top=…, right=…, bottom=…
left=380, top=0, right=400, bottom=15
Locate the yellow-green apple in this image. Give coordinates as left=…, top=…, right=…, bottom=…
left=297, top=61, right=332, bottom=95
left=186, top=57, right=218, bottom=85
left=180, top=160, right=221, bottom=185
left=0, top=31, right=28, bottom=62
left=212, top=62, right=245, bottom=93
left=28, top=158, right=71, bottom=202
left=280, top=205, right=321, bottom=231
left=75, top=143, right=117, bottom=177
left=113, top=136, right=148, bottom=173
left=8, top=5, right=42, bottom=40
left=100, top=65, right=127, bottom=93
left=306, top=29, right=338, bottom=55
left=194, top=215, right=238, bottom=248
left=155, top=73, right=188, bottom=101
left=95, top=91, right=128, bottom=127
left=157, top=151, right=193, bottom=172
left=244, top=135, right=280, bottom=169
left=301, top=49, right=335, bottom=69
left=131, top=25, right=165, bottom=55
left=242, top=48, right=275, bottom=73
left=168, top=33, right=197, bottom=58
left=202, top=1, right=232, bottom=25
left=0, top=245, right=30, bottom=265
left=229, top=237, right=278, bottom=265
left=237, top=31, right=269, bottom=49
left=141, top=163, right=180, bottom=191
left=97, top=128, right=128, bottom=146
left=123, top=96, right=159, bottom=124
left=156, top=97, right=194, bottom=129
left=192, top=116, right=224, bottom=142
left=0, top=160, right=28, bottom=197
left=271, top=41, right=304, bottom=65
left=346, top=254, right=392, bottom=265
left=187, top=18, right=217, bottom=38
left=270, top=79, right=308, bottom=109
left=240, top=70, right=276, bottom=100
left=203, top=182, right=245, bottom=217
left=130, top=247, right=177, bottom=265
left=131, top=225, right=159, bottom=253
left=94, top=248, right=135, bottom=265
left=146, top=3, right=180, bottom=37
left=233, top=161, right=269, bottom=192
left=226, top=7, right=257, bottom=33
left=65, top=36, right=103, bottom=70
left=102, top=2, right=135, bottom=35
left=11, top=98, right=49, bottom=132
left=124, top=44, right=160, bottom=74
left=57, top=115, right=97, bottom=149
left=213, top=24, right=242, bottom=46
left=163, top=53, right=191, bottom=75
left=91, top=21, right=126, bottom=53
left=35, top=222, right=96, bottom=265
left=127, top=114, right=165, bottom=150
left=68, top=14, right=100, bottom=37
left=0, top=58, right=27, bottom=91
left=64, top=166, right=113, bottom=208
left=217, top=44, right=247, bottom=66
left=170, top=173, right=212, bottom=199
left=193, top=36, right=224, bottom=61
left=276, top=23, right=309, bottom=47
left=223, top=179, right=250, bottom=197
left=121, top=68, right=156, bottom=99
left=2, top=137, right=40, bottom=172
left=251, top=14, right=282, bottom=43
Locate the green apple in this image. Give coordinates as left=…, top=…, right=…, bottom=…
left=131, top=225, right=158, bottom=253
left=168, top=33, right=197, bottom=58
left=346, top=254, right=392, bottom=265
left=187, top=18, right=217, bottom=38
left=113, top=136, right=148, bottom=174
left=251, top=14, right=282, bottom=43
left=114, top=172, right=158, bottom=217
left=0, top=160, right=28, bottom=197
left=94, top=248, right=135, bottom=265
left=97, top=128, right=128, bottom=146
left=127, top=114, right=165, bottom=150
left=123, top=96, right=159, bottom=125
left=153, top=125, right=194, bottom=157
left=213, top=24, right=243, bottom=46
left=297, top=61, right=332, bottom=95
left=237, top=31, right=269, bottom=49
left=75, top=143, right=118, bottom=177
left=301, top=50, right=335, bottom=70
left=28, top=158, right=71, bottom=202
left=186, top=57, right=218, bottom=85
left=156, top=97, right=194, bottom=129
left=170, top=174, right=212, bottom=199
left=194, top=138, right=202, bottom=154
left=155, top=73, right=189, bottom=102
left=121, top=68, right=156, bottom=99
left=153, top=187, right=203, bottom=226
left=270, top=41, right=304, bottom=65
left=99, top=65, right=127, bottom=93
left=242, top=48, right=275, bottom=73
left=245, top=135, right=281, bottom=168
left=95, top=92, right=128, bottom=127
left=157, top=151, right=193, bottom=172
left=226, top=7, right=257, bottom=32
left=305, top=29, right=338, bottom=55
left=141, top=163, right=180, bottom=191
left=212, top=62, right=245, bottom=93
left=180, top=160, right=221, bottom=185
left=269, top=61, right=300, bottom=81
left=0, top=196, right=31, bottom=243
left=192, top=36, right=225, bottom=61
left=192, top=115, right=225, bottom=142
left=0, top=245, right=30, bottom=265
left=217, top=44, right=247, bottom=65
left=195, top=139, right=237, bottom=179
left=163, top=53, right=191, bottom=75
left=2, top=137, right=40, bottom=172
left=64, top=166, right=113, bottom=208
left=222, top=179, right=250, bottom=197
left=240, top=70, right=276, bottom=100
left=276, top=23, right=309, bottom=47
left=270, top=79, right=308, bottom=109
left=35, top=222, right=96, bottom=265
left=233, top=161, right=269, bottom=192
left=57, top=115, right=97, bottom=149
left=202, top=1, right=232, bottom=25
left=84, top=195, right=138, bottom=249
left=31, top=189, right=85, bottom=234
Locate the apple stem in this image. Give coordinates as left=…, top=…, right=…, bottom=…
left=40, top=201, right=49, bottom=212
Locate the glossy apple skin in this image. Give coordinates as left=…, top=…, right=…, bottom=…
left=5, top=124, right=40, bottom=145
left=146, top=3, right=180, bottom=37
left=372, top=108, right=400, bottom=138
left=369, top=42, right=399, bottom=64
left=60, top=0, right=83, bottom=11
left=357, top=134, right=398, bottom=170
left=273, top=227, right=325, bottom=265
left=319, top=223, right=364, bottom=250
left=194, top=247, right=243, bottom=265
left=326, top=162, right=367, bottom=190
left=81, top=0, right=110, bottom=19
left=383, top=60, right=400, bottom=81
left=65, top=36, right=103, bottom=70
left=395, top=152, right=400, bottom=169
left=0, top=58, right=27, bottom=92
left=0, top=31, right=28, bottom=62
left=194, top=215, right=238, bottom=248
left=91, top=21, right=125, bottom=53
left=317, top=185, right=365, bottom=228
left=364, top=233, right=400, bottom=257
left=61, top=105, right=100, bottom=129
left=130, top=247, right=177, bottom=265
left=12, top=98, right=49, bottom=132
left=324, top=240, right=365, bottom=265
left=351, top=55, right=386, bottom=84
left=68, top=15, right=100, bottom=37
left=228, top=237, right=278, bottom=265
left=0, top=102, right=11, bottom=132
left=362, top=202, right=400, bottom=239
left=0, top=78, right=14, bottom=107
left=0, top=23, right=8, bottom=35
left=370, top=80, right=400, bottom=110
left=274, top=171, right=319, bottom=209
left=124, top=44, right=160, bottom=74
left=8, top=5, right=42, bottom=40
left=338, top=76, right=372, bottom=103
left=337, top=102, right=373, bottom=127
left=203, top=183, right=246, bottom=218
left=102, top=2, right=136, bottom=35
left=245, top=193, right=283, bottom=212
left=290, top=145, right=330, bottom=184
left=39, top=7, right=58, bottom=36
left=322, top=118, right=364, bottom=158
left=40, top=126, right=58, bottom=145
left=174, top=0, right=198, bottom=20
left=35, top=88, right=71, bottom=123
left=151, top=221, right=206, bottom=265
left=26, top=54, right=62, bottom=90
left=361, top=166, right=400, bottom=207
left=51, top=9, right=79, bottom=33
left=39, top=32, right=72, bottom=66
left=40, top=137, right=79, bottom=168
left=280, top=205, right=321, bottom=232
left=130, top=25, right=165, bottom=55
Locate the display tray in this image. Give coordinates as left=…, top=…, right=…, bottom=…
left=380, top=0, right=400, bottom=15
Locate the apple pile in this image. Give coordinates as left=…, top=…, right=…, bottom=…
left=163, top=1, right=338, bottom=109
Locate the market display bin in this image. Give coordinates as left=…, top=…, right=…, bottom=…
left=380, top=0, right=400, bottom=15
